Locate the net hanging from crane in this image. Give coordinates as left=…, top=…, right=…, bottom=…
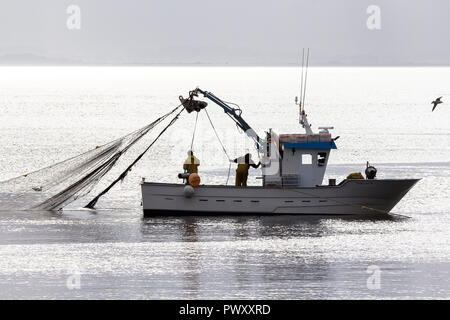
left=0, top=104, right=183, bottom=211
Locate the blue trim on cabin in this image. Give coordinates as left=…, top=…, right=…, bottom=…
left=283, top=141, right=337, bottom=150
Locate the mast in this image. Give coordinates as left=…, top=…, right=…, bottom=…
left=296, top=48, right=313, bottom=135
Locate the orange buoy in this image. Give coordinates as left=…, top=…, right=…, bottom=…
left=188, top=173, right=201, bottom=187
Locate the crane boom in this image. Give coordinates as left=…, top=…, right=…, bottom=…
left=186, top=88, right=264, bottom=151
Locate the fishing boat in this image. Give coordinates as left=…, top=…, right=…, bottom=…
left=140, top=87, right=419, bottom=216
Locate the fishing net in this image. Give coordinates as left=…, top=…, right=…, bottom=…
left=0, top=105, right=183, bottom=211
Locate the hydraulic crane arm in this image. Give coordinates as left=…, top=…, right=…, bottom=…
left=182, top=88, right=264, bottom=151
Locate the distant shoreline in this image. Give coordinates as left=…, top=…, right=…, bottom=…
left=1, top=53, right=448, bottom=67
left=1, top=63, right=449, bottom=67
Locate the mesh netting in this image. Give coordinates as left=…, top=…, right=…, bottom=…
left=0, top=105, right=182, bottom=211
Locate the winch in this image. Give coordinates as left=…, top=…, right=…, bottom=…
left=365, top=161, right=377, bottom=180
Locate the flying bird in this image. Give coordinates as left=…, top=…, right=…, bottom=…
left=431, top=97, right=443, bottom=111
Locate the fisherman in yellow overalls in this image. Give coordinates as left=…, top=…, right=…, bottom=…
left=183, top=150, right=200, bottom=174
left=231, top=153, right=260, bottom=187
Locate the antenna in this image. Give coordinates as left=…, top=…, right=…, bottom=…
left=296, top=48, right=313, bottom=135
left=302, top=48, right=310, bottom=110
left=300, top=48, right=304, bottom=109
left=296, top=48, right=310, bottom=123
left=297, top=49, right=304, bottom=123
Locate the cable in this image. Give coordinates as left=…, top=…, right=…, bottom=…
left=204, top=109, right=231, bottom=160
left=204, top=109, right=233, bottom=185
left=190, top=112, right=199, bottom=151
left=226, top=162, right=232, bottom=186
left=222, top=100, right=242, bottom=115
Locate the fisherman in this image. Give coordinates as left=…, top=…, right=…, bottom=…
left=231, top=153, right=261, bottom=187
left=183, top=150, right=200, bottom=174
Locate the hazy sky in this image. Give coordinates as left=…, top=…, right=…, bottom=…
left=1, top=0, right=449, bottom=65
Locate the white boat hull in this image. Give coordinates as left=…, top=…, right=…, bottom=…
left=141, top=179, right=419, bottom=216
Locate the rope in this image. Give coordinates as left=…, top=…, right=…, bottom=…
left=204, top=109, right=232, bottom=185
left=204, top=109, right=231, bottom=160
left=226, top=162, right=232, bottom=186
left=190, top=112, right=199, bottom=151
left=84, top=106, right=185, bottom=209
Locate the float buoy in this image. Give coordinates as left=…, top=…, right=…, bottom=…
left=188, top=173, right=201, bottom=187
left=183, top=185, right=195, bottom=198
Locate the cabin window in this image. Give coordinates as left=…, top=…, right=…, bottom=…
left=302, top=154, right=312, bottom=165
left=318, top=152, right=327, bottom=166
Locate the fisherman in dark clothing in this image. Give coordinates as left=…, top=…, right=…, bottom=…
left=231, top=153, right=261, bottom=187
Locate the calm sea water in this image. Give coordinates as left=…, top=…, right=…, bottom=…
left=0, top=66, right=449, bottom=299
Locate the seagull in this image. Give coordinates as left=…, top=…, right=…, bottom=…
left=431, top=97, right=443, bottom=111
